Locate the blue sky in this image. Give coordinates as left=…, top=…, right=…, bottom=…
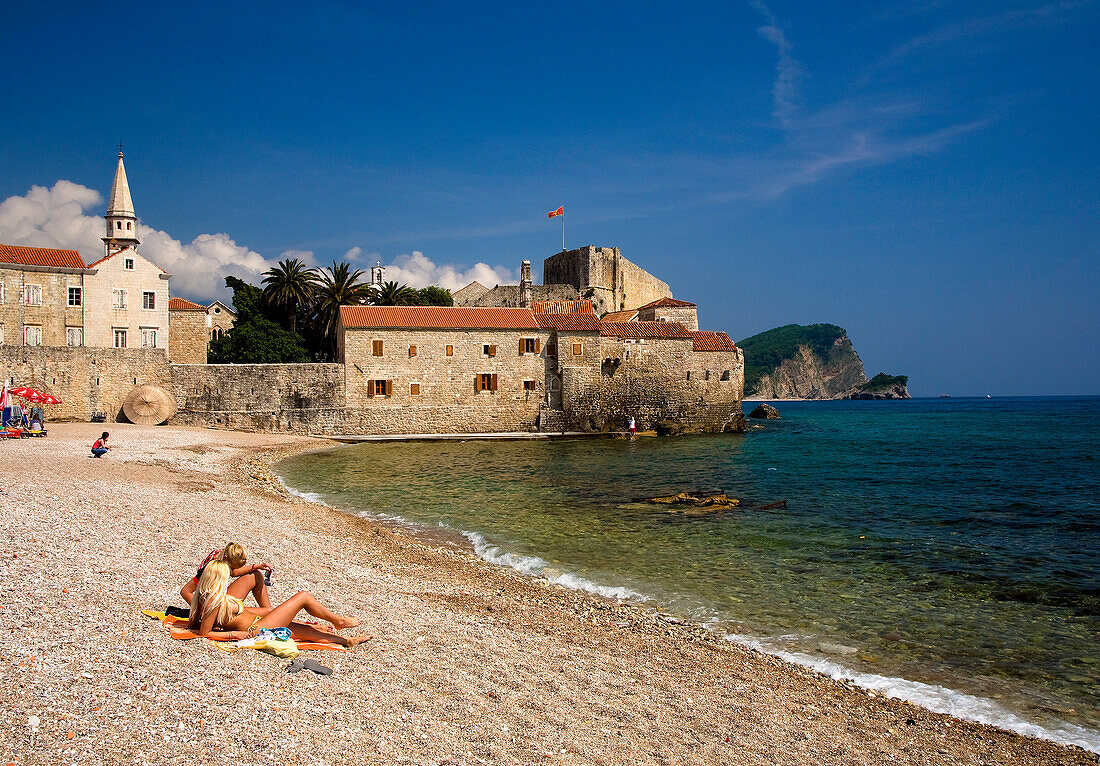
left=1, top=1, right=1097, bottom=395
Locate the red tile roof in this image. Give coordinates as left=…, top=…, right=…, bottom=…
left=168, top=297, right=207, bottom=311
left=599, top=321, right=693, bottom=339
left=691, top=330, right=738, bottom=352
left=0, top=243, right=86, bottom=269
left=535, top=312, right=600, bottom=332
left=637, top=297, right=697, bottom=310
left=530, top=299, right=595, bottom=315
left=600, top=309, right=638, bottom=323
left=340, top=305, right=541, bottom=330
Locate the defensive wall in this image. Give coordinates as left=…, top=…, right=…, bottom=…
left=1, top=346, right=171, bottom=421
left=543, top=246, right=672, bottom=315
left=2, top=333, right=743, bottom=435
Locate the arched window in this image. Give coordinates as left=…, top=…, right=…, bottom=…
left=126, top=222, right=131, bottom=230
left=116, top=221, right=122, bottom=229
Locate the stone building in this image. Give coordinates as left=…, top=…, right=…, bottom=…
left=337, top=301, right=742, bottom=434
left=635, top=297, right=698, bottom=331
left=0, top=245, right=91, bottom=348
left=453, top=246, right=673, bottom=316
left=0, top=152, right=204, bottom=360
left=168, top=297, right=209, bottom=364
left=206, top=300, right=237, bottom=341
left=543, top=246, right=673, bottom=315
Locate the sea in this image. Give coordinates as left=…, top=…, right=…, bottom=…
left=274, top=396, right=1100, bottom=752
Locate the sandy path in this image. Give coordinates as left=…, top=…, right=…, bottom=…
left=0, top=423, right=1093, bottom=766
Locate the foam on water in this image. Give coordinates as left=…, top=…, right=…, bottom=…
left=462, top=531, right=646, bottom=602
left=725, top=634, right=1100, bottom=754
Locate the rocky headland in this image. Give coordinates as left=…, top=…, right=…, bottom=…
left=738, top=323, right=910, bottom=400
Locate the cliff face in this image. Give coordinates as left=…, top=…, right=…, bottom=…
left=751, top=336, right=868, bottom=399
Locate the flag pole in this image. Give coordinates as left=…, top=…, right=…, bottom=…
left=562, top=208, right=566, bottom=252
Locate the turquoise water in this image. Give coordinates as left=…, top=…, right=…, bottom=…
left=275, top=397, right=1100, bottom=751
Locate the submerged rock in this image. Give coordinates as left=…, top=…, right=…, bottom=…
left=748, top=403, right=781, bottom=419
left=644, top=492, right=739, bottom=513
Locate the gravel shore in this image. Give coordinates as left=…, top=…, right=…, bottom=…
left=1, top=423, right=1094, bottom=766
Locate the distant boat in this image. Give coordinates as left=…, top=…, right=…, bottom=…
left=987, top=394, right=992, bottom=398
left=939, top=394, right=951, bottom=398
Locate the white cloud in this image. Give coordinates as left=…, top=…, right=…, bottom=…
left=0, top=181, right=513, bottom=302
left=346, top=247, right=514, bottom=291
left=751, top=1, right=802, bottom=128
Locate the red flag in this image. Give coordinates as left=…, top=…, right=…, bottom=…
left=547, top=206, right=563, bottom=219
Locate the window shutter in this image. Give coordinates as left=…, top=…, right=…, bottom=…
left=519, top=338, right=525, bottom=355
left=489, top=344, right=497, bottom=357
left=367, top=380, right=375, bottom=397
left=475, top=375, right=482, bottom=392
left=373, top=339, right=383, bottom=356
left=534, top=338, right=541, bottom=353
left=409, top=344, right=417, bottom=357
left=490, top=374, right=498, bottom=392
left=386, top=380, right=393, bottom=396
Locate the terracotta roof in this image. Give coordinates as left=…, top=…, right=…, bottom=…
left=340, top=305, right=540, bottom=330
left=530, top=299, right=595, bottom=315
left=637, top=297, right=697, bottom=310
left=599, top=321, right=693, bottom=339
left=691, top=330, right=738, bottom=352
left=535, top=313, right=600, bottom=332
left=168, top=297, right=207, bottom=311
left=600, top=309, right=638, bottom=323
left=0, top=243, right=86, bottom=269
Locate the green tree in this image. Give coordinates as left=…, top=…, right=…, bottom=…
left=416, top=285, right=453, bottom=306
left=261, top=258, right=318, bottom=332
left=369, top=280, right=419, bottom=306
left=208, top=276, right=311, bottom=363
left=312, top=261, right=373, bottom=360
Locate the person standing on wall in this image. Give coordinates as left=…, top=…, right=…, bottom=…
left=628, top=416, right=636, bottom=438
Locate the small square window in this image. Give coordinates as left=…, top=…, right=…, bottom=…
left=372, top=339, right=384, bottom=356
left=409, top=344, right=417, bottom=357
left=141, top=328, right=157, bottom=348
left=445, top=344, right=454, bottom=356
left=124, top=258, right=134, bottom=270
left=572, top=343, right=583, bottom=356
left=23, top=325, right=42, bottom=346
left=367, top=379, right=393, bottom=397
left=23, top=284, right=42, bottom=306
left=68, top=287, right=82, bottom=306
left=721, top=370, right=731, bottom=381
left=484, top=344, right=497, bottom=357
left=113, top=329, right=127, bottom=348
left=523, top=380, right=537, bottom=392
left=142, top=291, right=156, bottom=310
left=410, top=382, right=421, bottom=396
left=476, top=373, right=497, bottom=392
left=66, top=327, right=83, bottom=347
left=520, top=338, right=538, bottom=355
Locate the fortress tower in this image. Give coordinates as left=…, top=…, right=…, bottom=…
left=543, top=246, right=671, bottom=315
left=102, top=150, right=140, bottom=260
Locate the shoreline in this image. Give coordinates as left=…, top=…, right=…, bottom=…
left=2, top=424, right=1094, bottom=765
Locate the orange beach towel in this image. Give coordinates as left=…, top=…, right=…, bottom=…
left=144, top=611, right=348, bottom=651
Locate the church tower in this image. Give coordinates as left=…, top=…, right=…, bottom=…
left=102, top=150, right=140, bottom=259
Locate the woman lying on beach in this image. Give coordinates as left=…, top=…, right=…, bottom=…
left=180, top=542, right=272, bottom=610
left=188, top=560, right=372, bottom=648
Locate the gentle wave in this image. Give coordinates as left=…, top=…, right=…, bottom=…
left=725, top=635, right=1100, bottom=754
left=462, top=531, right=647, bottom=602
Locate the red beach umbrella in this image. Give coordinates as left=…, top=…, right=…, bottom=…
left=8, top=387, right=62, bottom=404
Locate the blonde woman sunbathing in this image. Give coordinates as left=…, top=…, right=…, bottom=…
left=188, top=561, right=371, bottom=648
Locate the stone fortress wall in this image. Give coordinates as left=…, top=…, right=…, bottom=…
left=543, top=246, right=672, bottom=315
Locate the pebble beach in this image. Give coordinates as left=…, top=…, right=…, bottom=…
left=1, top=423, right=1094, bottom=766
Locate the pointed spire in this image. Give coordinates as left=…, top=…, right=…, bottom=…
left=107, top=151, right=135, bottom=218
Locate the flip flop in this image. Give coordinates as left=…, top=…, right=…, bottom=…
left=286, top=659, right=306, bottom=673
left=303, top=659, right=333, bottom=675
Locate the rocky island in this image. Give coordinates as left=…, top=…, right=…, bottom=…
left=738, top=323, right=910, bottom=400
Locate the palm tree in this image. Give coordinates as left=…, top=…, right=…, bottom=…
left=312, top=261, right=373, bottom=360
left=369, top=280, right=419, bottom=306
left=261, top=258, right=318, bottom=333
